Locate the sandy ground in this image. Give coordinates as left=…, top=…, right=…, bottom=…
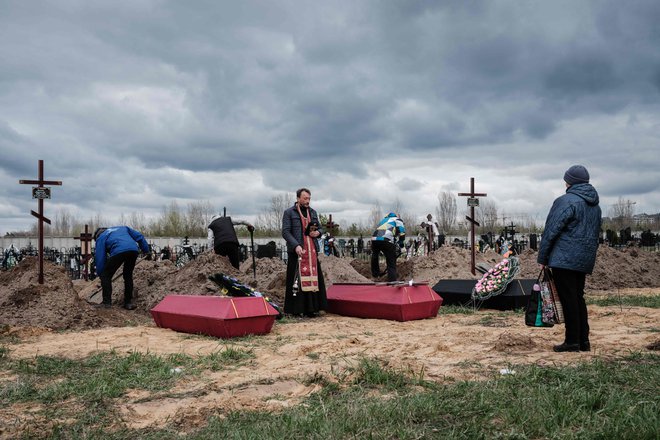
left=0, top=247, right=659, bottom=435
left=2, top=290, right=658, bottom=432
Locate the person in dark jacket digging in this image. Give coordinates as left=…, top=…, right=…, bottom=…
left=207, top=214, right=254, bottom=269
left=538, top=165, right=602, bottom=352
left=94, top=226, right=150, bottom=310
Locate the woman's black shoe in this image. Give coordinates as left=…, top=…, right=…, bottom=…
left=579, top=341, right=591, bottom=351
left=553, top=342, right=580, bottom=352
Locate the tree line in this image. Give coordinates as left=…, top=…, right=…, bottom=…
left=7, top=193, right=653, bottom=239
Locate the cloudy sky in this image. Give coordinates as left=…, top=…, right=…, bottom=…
left=1, top=0, right=659, bottom=235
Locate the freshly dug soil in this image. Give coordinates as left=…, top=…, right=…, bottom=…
left=1, top=245, right=659, bottom=331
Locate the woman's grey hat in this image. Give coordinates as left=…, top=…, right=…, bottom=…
left=564, top=165, right=590, bottom=185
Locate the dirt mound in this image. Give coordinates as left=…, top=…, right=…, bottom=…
left=492, top=331, right=537, bottom=352
left=239, top=257, right=287, bottom=304
left=0, top=257, right=104, bottom=330
left=3, top=245, right=658, bottom=332
left=588, top=246, right=660, bottom=290
left=318, top=254, right=371, bottom=284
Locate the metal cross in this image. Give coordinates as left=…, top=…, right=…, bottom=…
left=18, top=160, right=63, bottom=284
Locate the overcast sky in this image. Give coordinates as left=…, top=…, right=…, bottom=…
left=1, top=0, right=659, bottom=235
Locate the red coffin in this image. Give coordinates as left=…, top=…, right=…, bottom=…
left=326, top=284, right=442, bottom=321
left=151, top=295, right=278, bottom=338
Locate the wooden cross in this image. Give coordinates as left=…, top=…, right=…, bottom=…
left=18, top=160, right=62, bottom=284
left=324, top=214, right=338, bottom=236
left=458, top=177, right=487, bottom=275
left=74, top=224, right=93, bottom=280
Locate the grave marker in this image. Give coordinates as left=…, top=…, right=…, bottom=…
left=19, top=160, right=62, bottom=284
left=458, top=177, right=487, bottom=275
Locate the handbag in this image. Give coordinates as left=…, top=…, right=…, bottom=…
left=525, top=268, right=563, bottom=327
left=543, top=267, right=564, bottom=324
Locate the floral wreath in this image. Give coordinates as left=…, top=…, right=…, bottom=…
left=471, top=256, right=521, bottom=301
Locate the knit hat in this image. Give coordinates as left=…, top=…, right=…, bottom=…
left=564, top=165, right=590, bottom=185
left=93, top=227, right=107, bottom=240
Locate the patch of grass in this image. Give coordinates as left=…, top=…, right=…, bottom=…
left=349, top=357, right=425, bottom=391
left=437, top=305, right=477, bottom=315
left=587, top=294, right=660, bottom=308
left=198, top=346, right=255, bottom=371
left=23, top=353, right=660, bottom=439
left=1, top=350, right=196, bottom=405
left=306, top=352, right=320, bottom=360
left=0, top=345, right=8, bottom=360
left=194, top=354, right=660, bottom=439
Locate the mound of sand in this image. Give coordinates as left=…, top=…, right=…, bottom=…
left=0, top=257, right=104, bottom=330
left=2, top=245, right=659, bottom=332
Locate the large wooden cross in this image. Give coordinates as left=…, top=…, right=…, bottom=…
left=74, top=224, right=93, bottom=280
left=18, top=160, right=62, bottom=284
left=324, top=214, right=338, bottom=237
left=458, top=177, right=487, bottom=275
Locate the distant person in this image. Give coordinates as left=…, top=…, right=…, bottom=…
left=538, top=165, right=602, bottom=352
left=371, top=212, right=406, bottom=282
left=422, top=213, right=439, bottom=253
left=94, top=226, right=150, bottom=310
left=207, top=214, right=254, bottom=269
left=281, top=188, right=327, bottom=317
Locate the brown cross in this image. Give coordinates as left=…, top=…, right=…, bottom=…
left=324, top=214, right=338, bottom=236
left=458, top=177, right=487, bottom=275
left=19, top=160, right=63, bottom=284
left=74, top=224, right=93, bottom=280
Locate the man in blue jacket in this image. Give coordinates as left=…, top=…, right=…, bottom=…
left=94, top=226, right=150, bottom=310
left=538, top=165, right=602, bottom=352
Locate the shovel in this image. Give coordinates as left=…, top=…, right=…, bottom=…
left=249, top=228, right=256, bottom=280
left=87, top=255, right=148, bottom=303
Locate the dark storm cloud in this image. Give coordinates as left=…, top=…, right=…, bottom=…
left=1, top=0, right=659, bottom=232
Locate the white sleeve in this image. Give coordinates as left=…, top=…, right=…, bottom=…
left=207, top=228, right=214, bottom=248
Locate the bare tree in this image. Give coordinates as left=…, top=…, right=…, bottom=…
left=609, top=196, right=635, bottom=230
left=389, top=197, right=415, bottom=232
left=435, top=191, right=457, bottom=234
left=185, top=200, right=214, bottom=236
left=368, top=201, right=383, bottom=229
left=127, top=211, right=149, bottom=233
left=158, top=201, right=184, bottom=236
left=476, top=199, right=498, bottom=233
left=53, top=208, right=75, bottom=236
left=256, top=193, right=293, bottom=234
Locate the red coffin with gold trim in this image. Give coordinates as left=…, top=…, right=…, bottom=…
left=151, top=295, right=278, bottom=338
left=326, top=284, right=442, bottom=321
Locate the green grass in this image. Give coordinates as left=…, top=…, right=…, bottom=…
left=587, top=294, right=660, bottom=308
left=146, top=353, right=657, bottom=440
left=197, top=346, right=255, bottom=371
left=3, top=349, right=659, bottom=439
left=0, top=348, right=254, bottom=407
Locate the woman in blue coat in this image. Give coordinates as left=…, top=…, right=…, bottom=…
left=538, top=165, right=602, bottom=352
